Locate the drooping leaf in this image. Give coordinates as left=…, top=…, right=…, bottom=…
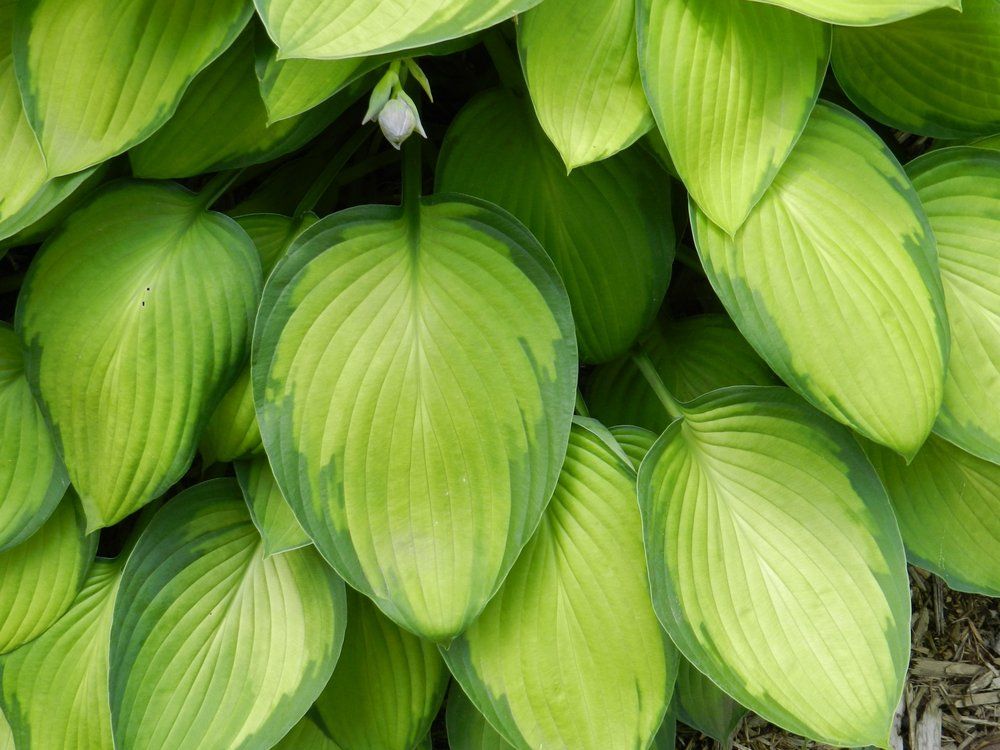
left=235, top=454, right=310, bottom=556
left=691, top=102, right=948, bottom=458
left=13, top=0, right=251, bottom=176
left=0, top=496, right=95, bottom=654
left=437, top=89, right=674, bottom=364
left=443, top=419, right=677, bottom=750
left=518, top=0, right=652, bottom=168
left=17, top=181, right=261, bottom=531
left=865, top=436, right=1000, bottom=598
left=0, top=558, right=122, bottom=750
left=906, top=147, right=1000, bottom=463
left=254, top=196, right=577, bottom=640
left=273, top=713, right=340, bottom=750
left=750, top=0, right=960, bottom=25
left=586, top=315, right=776, bottom=433
left=313, top=588, right=449, bottom=749
left=833, top=2, right=1000, bottom=139
left=638, top=0, right=829, bottom=233
left=446, top=684, right=511, bottom=750
left=0, top=322, right=67, bottom=551
left=674, top=660, right=747, bottom=742
left=637, top=387, right=910, bottom=746
left=256, top=53, right=378, bottom=125
left=109, top=479, right=346, bottom=750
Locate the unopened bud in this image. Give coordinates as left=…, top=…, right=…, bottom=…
left=378, top=95, right=426, bottom=150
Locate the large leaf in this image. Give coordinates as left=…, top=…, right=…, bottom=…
left=585, top=315, right=776, bottom=433
left=438, top=89, right=674, bottom=364
left=446, top=684, right=511, bottom=750
left=675, top=660, right=747, bottom=742
left=0, top=322, right=67, bottom=551
left=314, top=588, right=449, bottom=749
left=865, top=436, right=1000, bottom=597
left=750, top=0, right=960, bottom=25
left=235, top=454, right=310, bottom=556
left=0, top=496, right=95, bottom=654
left=906, top=147, right=1000, bottom=463
left=0, top=558, right=121, bottom=750
left=17, top=181, right=261, bottom=530
left=833, top=2, right=1000, bottom=139
left=637, top=387, right=910, bottom=746
left=518, top=0, right=651, bottom=169
left=109, top=479, right=345, bottom=750
left=13, top=0, right=251, bottom=176
left=638, top=0, right=829, bottom=234
left=443, top=419, right=677, bottom=750
left=691, top=102, right=948, bottom=458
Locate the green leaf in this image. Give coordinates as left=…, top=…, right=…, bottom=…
left=517, top=0, right=652, bottom=168
left=650, top=711, right=677, bottom=750
left=0, top=495, right=95, bottom=654
left=16, top=181, right=262, bottom=531
left=638, top=0, right=829, bottom=234
left=865, top=436, right=1000, bottom=598
left=0, top=162, right=106, bottom=248
left=0, top=323, right=67, bottom=551
left=675, top=660, right=747, bottom=742
left=446, top=684, right=512, bottom=750
left=13, top=0, right=251, bottom=176
left=0, top=558, right=121, bottom=750
left=235, top=454, right=310, bottom=556
left=437, top=89, right=674, bottom=364
left=273, top=714, right=341, bottom=750
left=254, top=196, right=577, bottom=640
left=691, top=102, right=949, bottom=458
left=608, top=425, right=658, bottom=469
left=586, top=315, right=776, bottom=434
left=750, top=0, right=960, bottom=25
left=314, top=588, right=449, bottom=749
left=906, top=147, right=1000, bottom=464
left=109, top=479, right=346, bottom=750
left=0, top=709, right=10, bottom=750
left=833, top=2, right=998, bottom=139
left=637, top=387, right=910, bottom=747
left=254, top=0, right=537, bottom=59
left=443, top=419, right=677, bottom=749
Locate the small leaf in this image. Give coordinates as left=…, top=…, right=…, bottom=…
left=749, top=0, right=960, bottom=25
left=235, top=454, right=310, bottom=557
left=446, top=684, right=512, bottom=750
left=675, top=660, right=747, bottom=742
left=608, top=425, right=658, bottom=470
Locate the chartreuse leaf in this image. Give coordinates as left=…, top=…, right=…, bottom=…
left=692, top=102, right=948, bottom=458
left=865, top=436, right=1000, bottom=598
left=751, top=0, right=960, bottom=25
left=0, top=709, right=10, bottom=750
left=447, top=684, right=511, bottom=750
left=586, top=315, right=776, bottom=433
left=675, top=660, right=747, bottom=742
left=254, top=196, right=577, bottom=641
left=0, top=162, right=105, bottom=248
left=0, top=323, right=67, bottom=551
left=437, top=89, right=673, bottom=364
left=13, top=0, right=251, bottom=176
left=109, top=479, right=345, bottom=750
left=518, top=0, right=651, bottom=168
left=638, top=0, right=828, bottom=234
left=16, top=181, right=261, bottom=531
left=235, top=454, right=310, bottom=557
left=443, top=420, right=677, bottom=750
left=254, top=0, right=537, bottom=59
left=638, top=387, right=910, bottom=746
left=314, top=588, right=449, bottom=749
left=609, top=426, right=658, bottom=469
left=0, top=558, right=122, bottom=750
left=273, top=713, right=340, bottom=749
left=833, top=2, right=999, bottom=139
left=0, top=496, right=95, bottom=654
left=906, top=148, right=1000, bottom=464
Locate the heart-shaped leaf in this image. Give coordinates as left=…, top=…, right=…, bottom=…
left=638, top=387, right=910, bottom=746
left=675, top=660, right=747, bottom=742
left=254, top=195, right=577, bottom=640
left=750, top=0, right=960, bottom=25
left=446, top=684, right=511, bottom=750
left=236, top=454, right=310, bottom=557
left=638, top=0, right=829, bottom=234
left=692, top=102, right=948, bottom=458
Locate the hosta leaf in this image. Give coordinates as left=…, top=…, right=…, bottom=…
left=17, top=181, right=261, bottom=531
left=0, top=558, right=121, bottom=750
left=865, top=436, right=1000, bottom=597
left=638, top=0, right=829, bottom=234
left=314, top=588, right=449, bottom=749
left=638, top=387, right=910, bottom=746
left=254, top=0, right=537, bottom=59
left=0, top=162, right=105, bottom=248
left=443, top=420, right=677, bottom=750
left=751, top=0, right=960, bottom=25
left=109, top=479, right=346, bottom=750
left=254, top=196, right=577, bottom=640
left=236, top=454, right=310, bottom=556
left=675, top=660, right=747, bottom=742
left=650, top=713, right=677, bottom=750
left=13, top=0, right=251, bottom=176
left=0, top=710, right=10, bottom=750
left=906, top=147, right=1000, bottom=463
left=518, top=0, right=652, bottom=168
left=437, top=89, right=674, bottom=364
left=446, top=684, right=511, bottom=750
left=833, top=2, right=999, bottom=139
left=0, top=323, right=67, bottom=551
left=586, top=315, right=776, bottom=433
left=273, top=714, right=340, bottom=750
left=691, top=102, right=948, bottom=458
left=609, top=425, right=658, bottom=469
left=0, top=496, right=95, bottom=654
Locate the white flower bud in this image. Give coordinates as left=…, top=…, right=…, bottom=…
left=378, top=96, right=425, bottom=150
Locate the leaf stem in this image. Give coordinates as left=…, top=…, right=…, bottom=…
left=483, top=29, right=524, bottom=92
left=575, top=390, right=590, bottom=418
left=402, top=135, right=422, bottom=223
left=198, top=168, right=244, bottom=210
left=631, top=350, right=684, bottom=421
left=295, top=127, right=374, bottom=218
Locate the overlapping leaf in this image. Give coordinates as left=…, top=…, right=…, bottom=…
left=675, top=660, right=747, bottom=742
left=236, top=454, right=310, bottom=557
left=446, top=685, right=511, bottom=750
left=751, top=0, right=960, bottom=25
left=273, top=714, right=340, bottom=749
